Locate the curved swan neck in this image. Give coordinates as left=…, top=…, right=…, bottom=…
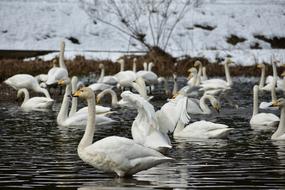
left=36, top=87, right=51, bottom=98
left=99, top=66, right=105, bottom=82
left=253, top=85, right=259, bottom=116
left=224, top=62, right=232, bottom=86
left=259, top=67, right=265, bottom=88
left=272, top=106, right=285, bottom=139
left=57, top=84, right=71, bottom=125
left=98, top=89, right=118, bottom=106
left=200, top=95, right=212, bottom=114
left=18, top=89, right=30, bottom=104
left=70, top=77, right=78, bottom=116
left=59, top=41, right=67, bottom=70
left=79, top=95, right=96, bottom=149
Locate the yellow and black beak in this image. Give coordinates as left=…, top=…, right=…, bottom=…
left=96, top=96, right=100, bottom=103
left=272, top=100, right=279, bottom=107
left=72, top=90, right=82, bottom=97
left=57, top=79, right=65, bottom=86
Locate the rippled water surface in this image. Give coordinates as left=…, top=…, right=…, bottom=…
left=0, top=77, right=285, bottom=189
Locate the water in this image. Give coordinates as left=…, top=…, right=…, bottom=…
left=0, top=77, right=285, bottom=189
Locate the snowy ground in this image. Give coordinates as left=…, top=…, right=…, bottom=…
left=0, top=0, right=285, bottom=65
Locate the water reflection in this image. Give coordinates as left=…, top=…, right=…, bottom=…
left=0, top=77, right=285, bottom=189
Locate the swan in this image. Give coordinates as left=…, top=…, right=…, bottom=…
left=97, top=63, right=118, bottom=85
left=187, top=67, right=198, bottom=87
left=17, top=88, right=54, bottom=110
left=156, top=95, right=191, bottom=134
left=271, top=98, right=285, bottom=140
left=70, top=76, right=112, bottom=116
left=194, top=61, right=203, bottom=85
left=250, top=85, right=279, bottom=129
left=96, top=88, right=127, bottom=107
left=157, top=77, right=170, bottom=96
left=186, top=94, right=221, bottom=115
left=114, top=58, right=137, bottom=89
left=128, top=77, right=153, bottom=101
left=4, top=74, right=51, bottom=98
left=56, top=79, right=115, bottom=127
left=202, top=66, right=208, bottom=81
left=121, top=91, right=172, bottom=152
left=136, top=62, right=158, bottom=92
left=173, top=120, right=233, bottom=139
left=46, top=41, right=69, bottom=85
left=72, top=87, right=173, bottom=177
left=199, top=58, right=233, bottom=95
left=260, top=61, right=279, bottom=91
left=257, top=63, right=266, bottom=90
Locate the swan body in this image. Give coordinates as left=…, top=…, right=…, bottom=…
left=5, top=74, right=51, bottom=98
left=46, top=41, right=68, bottom=85
left=136, top=62, right=158, bottom=85
left=121, top=91, right=172, bottom=152
left=250, top=85, right=279, bottom=129
left=73, top=87, right=173, bottom=177
left=271, top=98, right=285, bottom=140
left=174, top=120, right=233, bottom=139
left=17, top=88, right=54, bottom=110
left=114, top=59, right=136, bottom=88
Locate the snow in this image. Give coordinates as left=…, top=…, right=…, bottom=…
left=1, top=0, right=285, bottom=64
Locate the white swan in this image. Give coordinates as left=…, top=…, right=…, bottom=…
left=187, top=68, right=198, bottom=87
left=5, top=74, right=51, bottom=98
left=97, top=88, right=127, bottom=107
left=70, top=76, right=112, bottom=116
left=173, top=120, right=233, bottom=139
left=46, top=41, right=69, bottom=85
left=199, top=59, right=233, bottom=95
left=156, top=95, right=191, bottom=134
left=186, top=94, right=221, bottom=115
left=121, top=91, right=172, bottom=152
left=271, top=98, right=285, bottom=140
left=250, top=85, right=279, bottom=129
left=157, top=77, right=170, bottom=96
left=57, top=79, right=115, bottom=127
left=97, top=63, right=118, bottom=85
left=128, top=77, right=153, bottom=101
left=136, top=62, right=158, bottom=86
left=17, top=88, right=54, bottom=110
left=72, top=87, right=173, bottom=177
left=114, top=58, right=137, bottom=89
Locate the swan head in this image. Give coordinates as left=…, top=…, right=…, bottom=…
left=225, top=58, right=233, bottom=65
left=73, top=87, right=94, bottom=100
left=116, top=58, right=124, bottom=65
left=257, top=63, right=265, bottom=69
left=272, top=98, right=285, bottom=108
left=212, top=101, right=221, bottom=113
left=121, top=91, right=143, bottom=108
left=133, top=57, right=137, bottom=63
left=194, top=60, right=202, bottom=67
left=52, top=59, right=58, bottom=67
left=99, top=63, right=104, bottom=69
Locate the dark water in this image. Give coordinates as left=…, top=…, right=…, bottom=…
left=0, top=77, right=285, bottom=189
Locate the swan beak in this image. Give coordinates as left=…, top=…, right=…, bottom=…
left=257, top=64, right=263, bottom=68
left=215, top=107, right=220, bottom=113
left=281, top=71, right=285, bottom=77
left=272, top=100, right=279, bottom=107
left=58, top=79, right=65, bottom=86
left=172, top=93, right=179, bottom=99
left=72, top=90, right=82, bottom=97
left=96, top=96, right=100, bottom=103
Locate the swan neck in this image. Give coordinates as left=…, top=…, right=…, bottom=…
left=224, top=63, right=232, bottom=85
left=57, top=84, right=71, bottom=125
left=143, top=62, right=148, bottom=71
left=59, top=42, right=67, bottom=70
left=259, top=67, right=265, bottom=88
left=133, top=61, right=137, bottom=72
left=79, top=96, right=96, bottom=149
left=70, top=78, right=78, bottom=116
left=98, top=89, right=118, bottom=106
left=253, top=86, right=258, bottom=116
left=20, top=89, right=30, bottom=104
left=120, top=61, right=124, bottom=72
left=200, top=95, right=211, bottom=114
left=99, top=66, right=105, bottom=82
left=36, top=87, right=51, bottom=98
left=202, top=67, right=207, bottom=78
left=172, top=78, right=178, bottom=96
left=272, top=106, right=285, bottom=139
left=148, top=63, right=153, bottom=71
left=271, top=83, right=277, bottom=102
